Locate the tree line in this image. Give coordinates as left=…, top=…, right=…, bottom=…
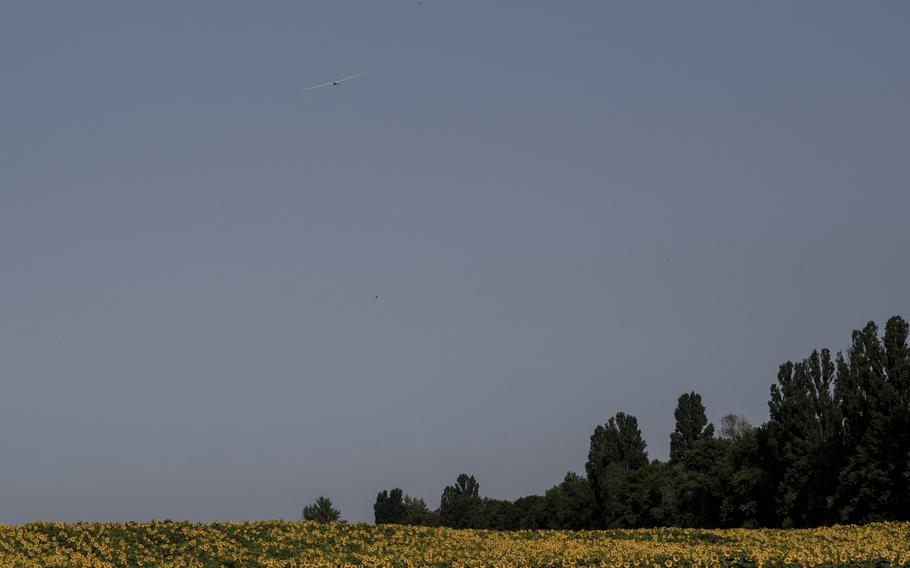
left=307, top=315, right=910, bottom=529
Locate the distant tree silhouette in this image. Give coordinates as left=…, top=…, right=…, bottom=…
left=367, top=315, right=909, bottom=531
left=440, top=474, right=482, bottom=528
left=586, top=412, right=649, bottom=528
left=402, top=495, right=438, bottom=526
left=833, top=317, right=910, bottom=523
left=374, top=488, right=407, bottom=524
left=765, top=349, right=841, bottom=527
left=669, top=392, right=714, bottom=462
left=302, top=496, right=340, bottom=523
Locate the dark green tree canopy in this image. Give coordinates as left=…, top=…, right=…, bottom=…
left=540, top=472, right=596, bottom=530
left=719, top=414, right=753, bottom=442
left=402, top=495, right=438, bottom=526
left=585, top=412, right=649, bottom=529
left=444, top=474, right=480, bottom=499
left=586, top=412, right=648, bottom=474
left=832, top=317, right=910, bottom=523
left=374, top=488, right=407, bottom=525
left=440, top=474, right=483, bottom=528
left=302, top=496, right=341, bottom=523
left=766, top=348, right=842, bottom=527
left=669, top=392, right=714, bottom=462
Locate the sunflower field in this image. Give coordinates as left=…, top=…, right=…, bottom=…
left=0, top=520, right=908, bottom=567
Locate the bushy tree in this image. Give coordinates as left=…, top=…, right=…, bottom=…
left=302, top=496, right=340, bottom=523
left=402, top=495, right=439, bottom=526
left=719, top=414, right=752, bottom=442
left=543, top=472, right=596, bottom=530
left=833, top=317, right=910, bottom=522
left=511, top=473, right=597, bottom=531
left=662, top=392, right=726, bottom=527
left=765, top=349, right=842, bottom=527
left=439, top=474, right=483, bottom=528
left=479, top=498, right=514, bottom=530
left=669, top=392, right=715, bottom=462
left=665, top=436, right=728, bottom=527
left=511, top=495, right=549, bottom=529
left=719, top=418, right=766, bottom=528
left=374, top=488, right=407, bottom=525
left=586, top=412, right=650, bottom=528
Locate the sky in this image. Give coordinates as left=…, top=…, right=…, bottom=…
left=1, top=1, right=909, bottom=524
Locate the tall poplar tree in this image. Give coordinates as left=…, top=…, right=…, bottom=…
left=669, top=392, right=715, bottom=463
left=585, top=412, right=650, bottom=528
left=834, top=317, right=910, bottom=522
left=764, top=348, right=842, bottom=527
left=665, top=392, right=725, bottom=527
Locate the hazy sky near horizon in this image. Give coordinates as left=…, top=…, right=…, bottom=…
left=2, top=1, right=909, bottom=524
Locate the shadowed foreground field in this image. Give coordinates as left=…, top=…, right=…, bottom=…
left=1, top=521, right=908, bottom=567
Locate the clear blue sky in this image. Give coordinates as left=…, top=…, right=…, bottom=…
left=1, top=1, right=908, bottom=523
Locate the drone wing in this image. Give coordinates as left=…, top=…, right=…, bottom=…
left=303, top=72, right=367, bottom=92
left=333, top=71, right=367, bottom=84
left=303, top=80, right=336, bottom=92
